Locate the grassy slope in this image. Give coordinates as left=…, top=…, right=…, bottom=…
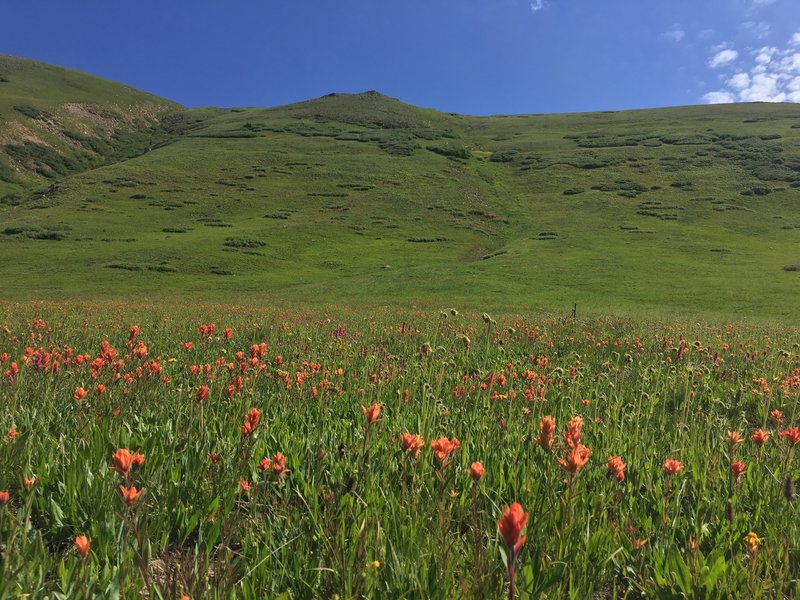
left=1, top=59, right=800, bottom=320
left=0, top=54, right=180, bottom=192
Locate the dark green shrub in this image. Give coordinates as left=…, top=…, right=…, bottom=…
left=670, top=181, right=694, bottom=189
left=0, top=192, right=23, bottom=206
left=62, top=130, right=112, bottom=154
left=105, top=262, right=142, bottom=271
left=4, top=224, right=68, bottom=240
left=752, top=166, right=797, bottom=182
left=189, top=131, right=257, bottom=139
left=741, top=187, right=772, bottom=196
left=337, top=183, right=375, bottom=190
left=575, top=135, right=642, bottom=148
left=147, top=198, right=183, bottom=210
left=146, top=264, right=178, bottom=273
left=408, top=237, right=448, bottom=243
left=379, top=140, right=416, bottom=156
left=322, top=261, right=347, bottom=269
left=659, top=134, right=715, bottom=145
left=103, top=177, right=139, bottom=187
left=570, top=160, right=616, bottom=169
left=0, top=159, right=19, bottom=183
left=489, top=150, right=518, bottom=163
left=223, top=237, right=266, bottom=249
left=13, top=105, right=50, bottom=120
left=198, top=218, right=233, bottom=227
left=6, top=142, right=87, bottom=177
left=427, top=145, right=471, bottom=160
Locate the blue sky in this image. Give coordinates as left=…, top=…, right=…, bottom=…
left=2, top=0, right=799, bottom=114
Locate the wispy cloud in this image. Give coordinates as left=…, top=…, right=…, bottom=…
left=530, top=0, right=545, bottom=12
left=702, top=30, right=800, bottom=103
left=742, top=21, right=771, bottom=40
left=703, top=91, right=736, bottom=104
left=746, top=0, right=778, bottom=17
left=661, top=24, right=685, bottom=43
left=708, top=48, right=739, bottom=69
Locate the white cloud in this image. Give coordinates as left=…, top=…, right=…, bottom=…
left=701, top=31, right=800, bottom=104
left=530, top=0, right=545, bottom=12
left=788, top=77, right=800, bottom=102
left=746, top=0, right=778, bottom=18
left=780, top=52, right=800, bottom=73
left=739, top=73, right=785, bottom=101
left=728, top=72, right=751, bottom=90
left=661, top=24, right=685, bottom=43
left=703, top=91, right=736, bottom=104
left=755, top=46, right=778, bottom=64
left=709, top=49, right=739, bottom=68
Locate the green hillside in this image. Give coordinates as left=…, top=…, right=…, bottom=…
left=0, top=54, right=179, bottom=190
left=2, top=55, right=800, bottom=320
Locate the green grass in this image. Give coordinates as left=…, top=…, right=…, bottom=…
left=0, top=302, right=798, bottom=598
left=2, top=55, right=800, bottom=321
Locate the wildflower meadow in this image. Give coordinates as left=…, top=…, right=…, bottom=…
left=0, top=302, right=798, bottom=598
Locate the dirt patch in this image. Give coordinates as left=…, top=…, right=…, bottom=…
left=121, top=101, right=175, bottom=124
left=143, top=547, right=218, bottom=598
left=0, top=119, right=50, bottom=147
left=62, top=103, right=124, bottom=136
left=62, top=101, right=172, bottom=136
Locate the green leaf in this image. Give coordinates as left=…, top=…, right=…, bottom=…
left=530, top=561, right=566, bottom=596
left=667, top=550, right=692, bottom=595
left=181, top=509, right=203, bottom=544
left=49, top=497, right=64, bottom=527
left=104, top=576, right=121, bottom=600
left=701, top=555, right=727, bottom=593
